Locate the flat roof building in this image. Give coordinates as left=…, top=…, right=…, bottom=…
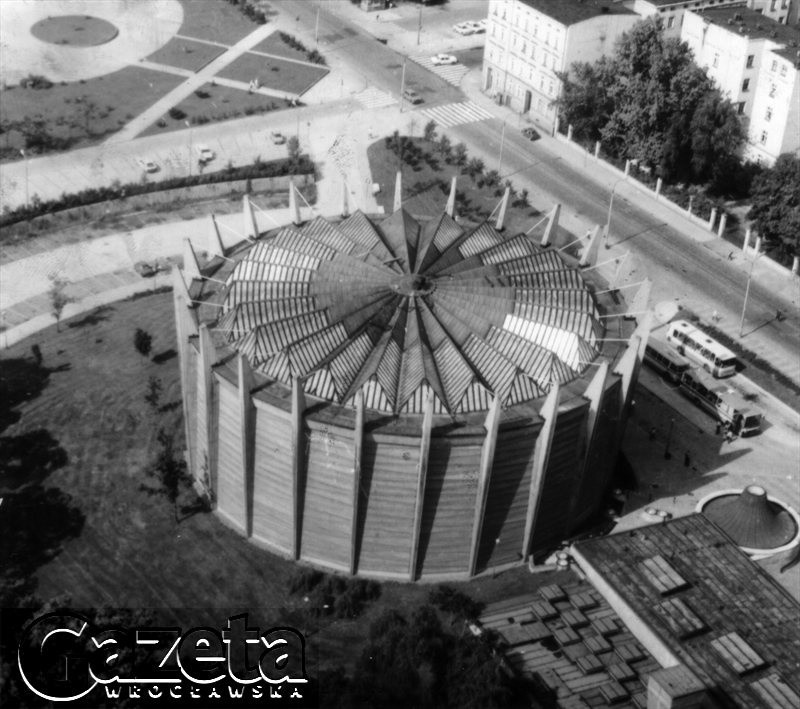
left=572, top=514, right=800, bottom=708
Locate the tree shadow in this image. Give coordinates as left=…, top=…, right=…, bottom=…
left=0, top=358, right=52, bottom=433
left=66, top=304, right=114, bottom=329
left=0, top=429, right=68, bottom=492
left=158, top=401, right=181, bottom=413
left=152, top=348, right=177, bottom=364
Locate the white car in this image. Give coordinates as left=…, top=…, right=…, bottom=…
left=137, top=158, right=159, bottom=174
left=196, top=144, right=215, bottom=164
left=475, top=19, right=488, bottom=33
left=431, top=54, right=458, bottom=66
left=453, top=22, right=476, bottom=35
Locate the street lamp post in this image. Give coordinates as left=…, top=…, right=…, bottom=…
left=315, top=3, right=320, bottom=46
left=498, top=120, right=506, bottom=175
left=185, top=120, right=192, bottom=177
left=399, top=58, right=407, bottom=112
left=19, top=149, right=29, bottom=209
left=603, top=179, right=625, bottom=249
left=738, top=252, right=759, bottom=337
left=417, top=4, right=423, bottom=45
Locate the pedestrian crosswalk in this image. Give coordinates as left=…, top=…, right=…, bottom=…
left=418, top=101, right=495, bottom=128
left=354, top=86, right=397, bottom=110
left=411, top=55, right=470, bottom=86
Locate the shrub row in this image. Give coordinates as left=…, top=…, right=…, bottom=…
left=278, top=32, right=327, bottom=66
left=224, top=0, right=269, bottom=24
left=1, top=156, right=314, bottom=227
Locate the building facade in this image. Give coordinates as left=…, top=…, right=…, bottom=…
left=174, top=198, right=646, bottom=581
left=748, top=0, right=799, bottom=26
left=482, top=0, right=638, bottom=133
left=681, top=7, right=800, bottom=164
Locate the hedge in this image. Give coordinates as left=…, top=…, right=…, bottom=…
left=2, top=155, right=315, bottom=227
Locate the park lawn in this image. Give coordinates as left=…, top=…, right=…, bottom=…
left=0, top=66, right=184, bottom=160
left=31, top=15, right=119, bottom=47
left=138, top=82, right=295, bottom=138
left=252, top=31, right=311, bottom=63
left=145, top=36, right=227, bottom=73
left=366, top=135, right=559, bottom=244
left=217, top=52, right=329, bottom=96
left=1, top=289, right=563, bottom=673
left=177, top=0, right=267, bottom=44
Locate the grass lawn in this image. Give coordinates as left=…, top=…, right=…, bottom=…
left=1, top=290, right=568, bottom=676
left=0, top=66, right=184, bottom=161
left=145, top=36, right=226, bottom=72
left=217, top=52, right=329, bottom=96
left=252, top=31, right=313, bottom=63
left=177, top=0, right=269, bottom=44
left=366, top=135, right=578, bottom=247
left=138, top=82, right=296, bottom=137
left=31, top=15, right=119, bottom=47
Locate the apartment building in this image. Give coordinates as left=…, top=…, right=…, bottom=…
left=748, top=0, right=799, bottom=25
left=482, top=0, right=638, bottom=133
left=682, top=7, right=800, bottom=164
left=630, top=0, right=748, bottom=38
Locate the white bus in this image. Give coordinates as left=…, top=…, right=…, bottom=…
left=643, top=339, right=691, bottom=383
left=666, top=320, right=737, bottom=378
left=679, top=369, right=763, bottom=436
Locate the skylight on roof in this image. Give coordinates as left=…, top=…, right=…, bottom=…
left=638, top=554, right=690, bottom=595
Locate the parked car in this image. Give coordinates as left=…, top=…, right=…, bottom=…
left=453, top=22, right=477, bottom=35
left=403, top=88, right=423, bottom=104
left=473, top=19, right=487, bottom=33
left=431, top=53, right=458, bottom=66
left=137, top=158, right=159, bottom=173
left=196, top=144, right=215, bottom=164
left=270, top=131, right=286, bottom=145
left=521, top=127, right=541, bottom=141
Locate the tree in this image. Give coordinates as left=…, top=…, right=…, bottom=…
left=689, top=90, right=745, bottom=191
left=287, top=135, right=301, bottom=173
left=423, top=119, right=438, bottom=142
left=144, top=375, right=162, bottom=411
left=555, top=58, right=615, bottom=142
left=134, top=328, right=152, bottom=358
left=145, top=428, right=188, bottom=523
left=437, top=133, right=452, bottom=159
left=747, top=154, right=800, bottom=260
left=48, top=275, right=72, bottom=331
left=453, top=142, right=468, bottom=168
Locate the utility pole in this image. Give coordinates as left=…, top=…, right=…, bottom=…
left=19, top=149, right=28, bottom=209
left=399, top=57, right=407, bottom=112
left=498, top=121, right=506, bottom=175
left=185, top=120, right=192, bottom=177
left=738, top=253, right=758, bottom=337
left=315, top=3, right=320, bottom=46
left=417, top=4, right=422, bottom=45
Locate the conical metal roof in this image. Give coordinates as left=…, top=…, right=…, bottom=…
left=218, top=208, right=602, bottom=415
left=702, top=486, right=798, bottom=551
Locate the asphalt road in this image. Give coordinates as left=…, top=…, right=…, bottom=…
left=287, top=0, right=799, bottom=374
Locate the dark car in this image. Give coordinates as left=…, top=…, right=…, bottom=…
left=521, top=127, right=541, bottom=141
left=403, top=88, right=423, bottom=104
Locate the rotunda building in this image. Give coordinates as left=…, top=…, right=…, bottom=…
left=173, top=197, right=646, bottom=580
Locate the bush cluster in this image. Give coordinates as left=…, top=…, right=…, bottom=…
left=224, top=0, right=269, bottom=24
left=1, top=156, right=314, bottom=227
left=278, top=31, right=327, bottom=66
left=20, top=74, right=53, bottom=89
left=287, top=568, right=380, bottom=620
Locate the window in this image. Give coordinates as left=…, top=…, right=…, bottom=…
left=780, top=64, right=787, bottom=77
left=712, top=53, right=719, bottom=67
left=760, top=131, right=768, bottom=144
left=746, top=55, right=754, bottom=68
left=765, top=107, right=772, bottom=121
left=770, top=0, right=776, bottom=10
left=772, top=60, right=778, bottom=71
left=737, top=102, right=745, bottom=115
left=769, top=83, right=777, bottom=97
left=667, top=16, right=675, bottom=28
left=742, top=78, right=750, bottom=91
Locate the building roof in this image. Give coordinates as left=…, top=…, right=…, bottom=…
left=692, top=6, right=800, bottom=47
left=573, top=514, right=800, bottom=708
left=701, top=486, right=798, bottom=551
left=216, top=208, right=602, bottom=416
left=516, top=0, right=634, bottom=27
left=480, top=576, right=661, bottom=708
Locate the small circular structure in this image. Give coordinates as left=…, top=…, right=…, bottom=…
left=698, top=485, right=800, bottom=559
left=31, top=16, right=119, bottom=47
left=175, top=203, right=645, bottom=580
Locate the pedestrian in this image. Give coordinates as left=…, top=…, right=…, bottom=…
left=715, top=421, right=721, bottom=435
left=376, top=13, right=380, bottom=21
left=684, top=451, right=690, bottom=467
left=31, top=343, right=42, bottom=366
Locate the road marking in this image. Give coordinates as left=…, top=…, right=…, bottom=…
left=354, top=86, right=397, bottom=110
left=419, top=101, right=494, bottom=128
